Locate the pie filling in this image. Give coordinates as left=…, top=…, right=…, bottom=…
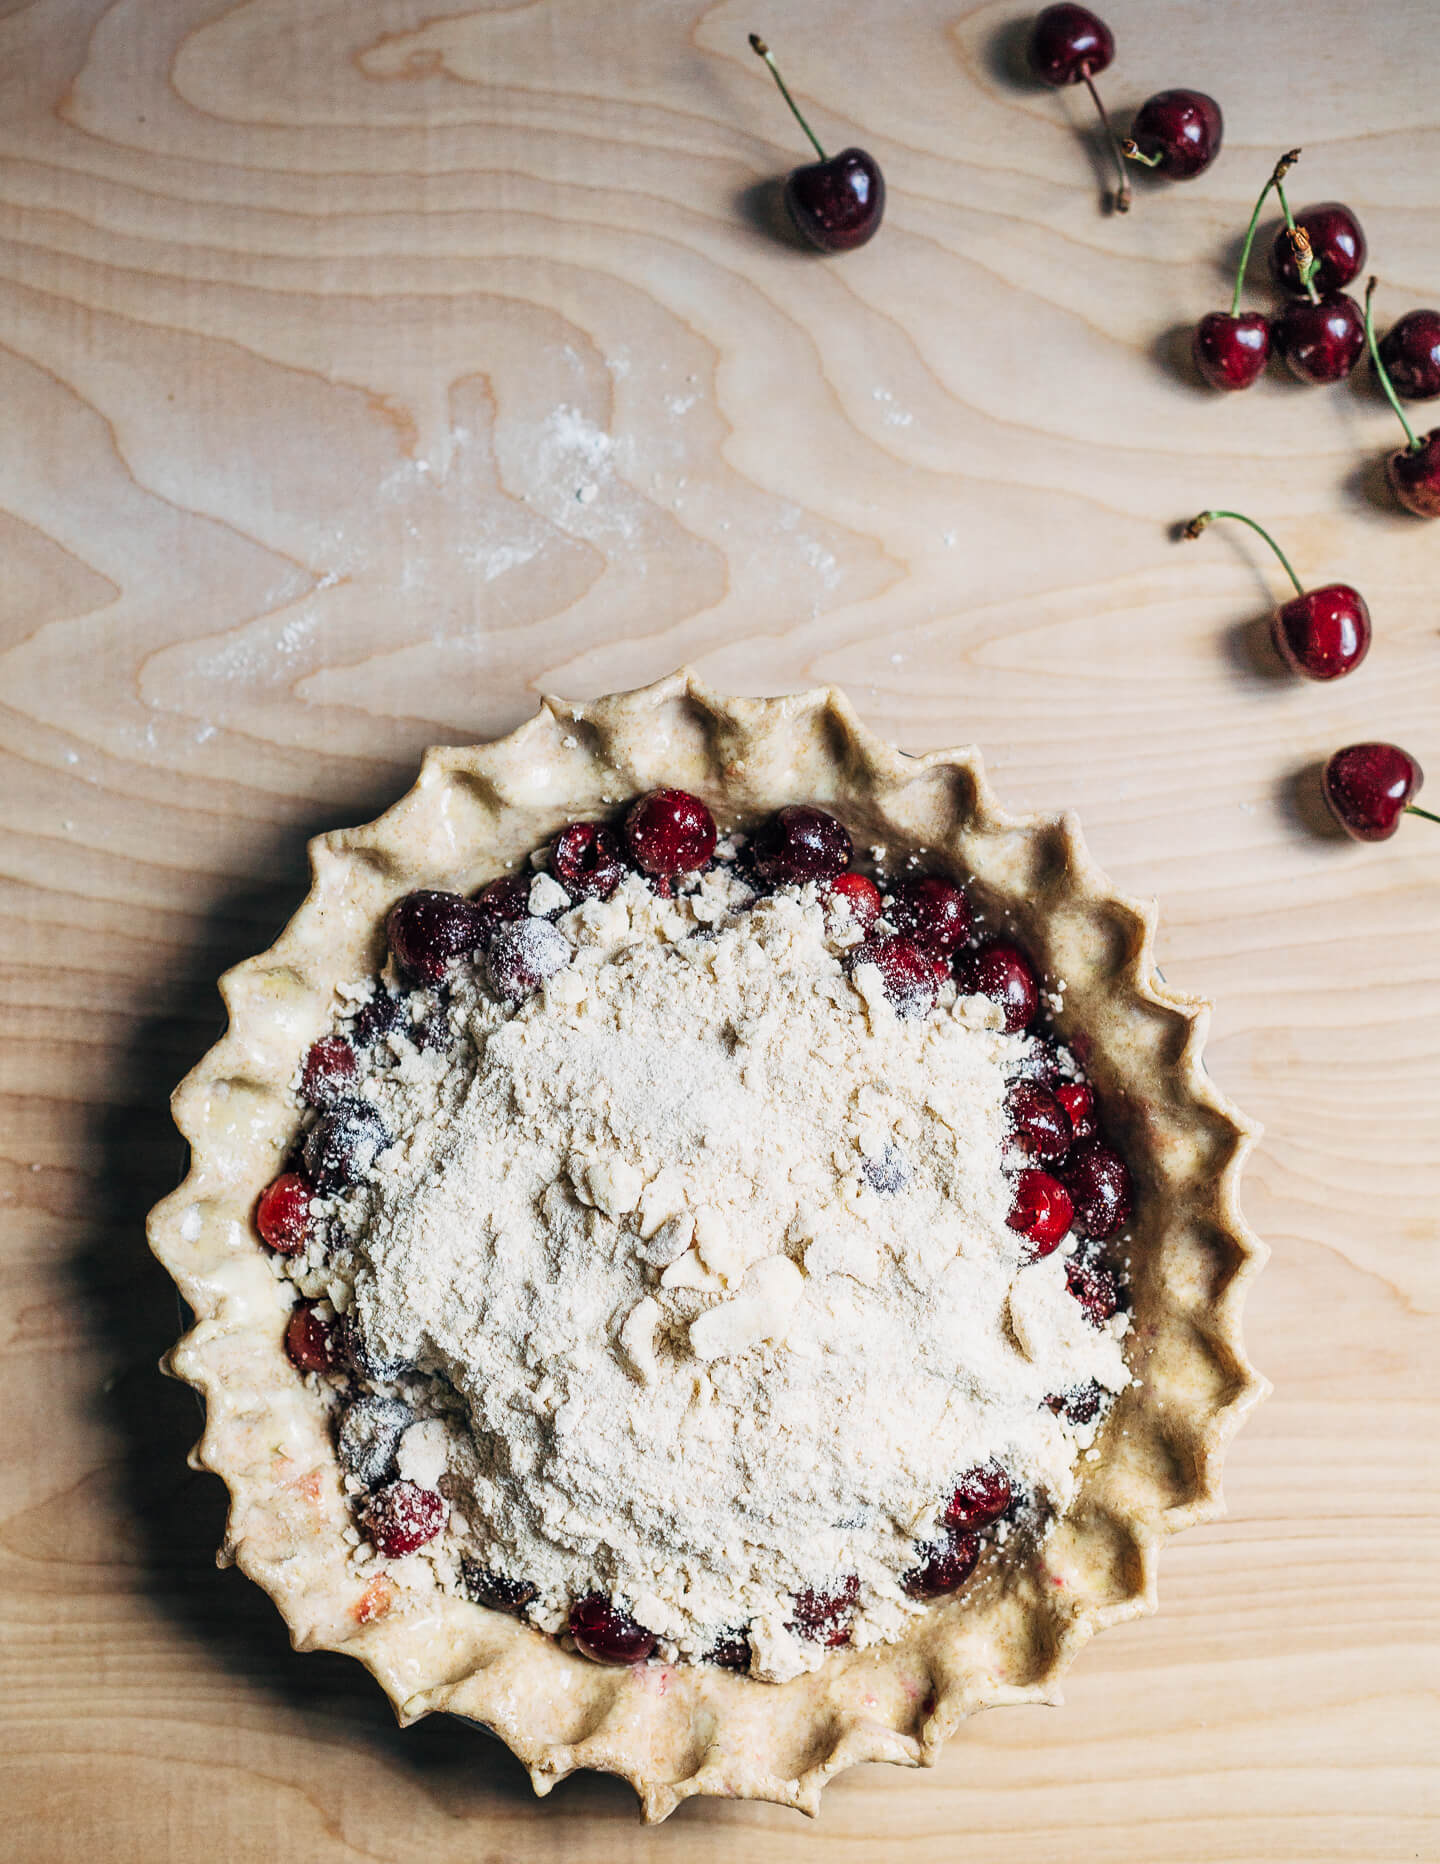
left=258, top=794, right=1135, bottom=1683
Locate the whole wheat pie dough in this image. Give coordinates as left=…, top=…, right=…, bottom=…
left=148, top=674, right=1266, bottom=1821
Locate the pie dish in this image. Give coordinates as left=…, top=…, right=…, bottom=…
left=148, top=670, right=1267, bottom=1820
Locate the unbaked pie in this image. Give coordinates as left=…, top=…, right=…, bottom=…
left=149, top=673, right=1266, bottom=1819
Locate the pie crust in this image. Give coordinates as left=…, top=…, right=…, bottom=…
left=147, top=671, right=1267, bottom=1821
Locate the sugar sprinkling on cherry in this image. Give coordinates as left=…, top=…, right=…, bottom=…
left=361, top=1480, right=448, bottom=1558
left=751, top=804, right=853, bottom=885
left=956, top=941, right=1039, bottom=1033
left=1005, top=1079, right=1072, bottom=1160
left=825, top=870, right=882, bottom=930
left=256, top=1171, right=312, bottom=1255
left=1270, top=200, right=1366, bottom=297
left=1322, top=743, right=1436, bottom=842
left=284, top=1299, right=344, bottom=1375
left=301, top=1034, right=357, bottom=1109
left=486, top=918, right=571, bottom=999
left=1364, top=278, right=1440, bottom=519
left=1006, top=1167, right=1073, bottom=1258
left=1063, top=1138, right=1132, bottom=1238
left=1191, top=150, right=1299, bottom=391
left=1378, top=307, right=1440, bottom=401
left=1054, top=1082, right=1098, bottom=1142
left=569, top=1594, right=658, bottom=1665
left=790, top=1574, right=859, bottom=1645
left=1027, top=5, right=1129, bottom=214
left=550, top=821, right=627, bottom=900
left=473, top=872, right=531, bottom=938
left=1122, top=89, right=1223, bottom=181
left=303, top=1097, right=392, bottom=1192
left=945, top=1463, right=1013, bottom=1530
left=749, top=35, right=884, bottom=253
left=887, top=874, right=972, bottom=955
left=1066, top=1257, right=1120, bottom=1326
left=846, top=934, right=940, bottom=1019
left=625, top=787, right=717, bottom=876
left=386, top=889, right=486, bottom=983
left=903, top=1529, right=980, bottom=1600
left=1182, top=509, right=1370, bottom=681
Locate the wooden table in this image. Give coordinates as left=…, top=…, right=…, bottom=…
left=4, top=2, right=1436, bottom=1857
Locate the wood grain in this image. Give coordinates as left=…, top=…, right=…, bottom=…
left=1, top=1, right=1437, bottom=1857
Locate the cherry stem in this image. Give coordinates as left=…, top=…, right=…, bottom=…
left=1229, top=149, right=1301, bottom=318
left=1406, top=804, right=1440, bottom=826
left=749, top=34, right=826, bottom=162
left=1274, top=178, right=1320, bottom=303
left=1082, top=71, right=1130, bottom=213
left=1121, top=140, right=1161, bottom=168
left=1183, top=510, right=1305, bottom=599
left=1364, top=276, right=1422, bottom=453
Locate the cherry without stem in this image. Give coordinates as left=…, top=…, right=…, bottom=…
left=1006, top=1167, right=1073, bottom=1258
left=1123, top=89, right=1223, bottom=181
left=903, top=1529, right=980, bottom=1600
left=1379, top=308, right=1440, bottom=401
left=749, top=36, right=884, bottom=252
left=1322, top=743, right=1436, bottom=842
left=1182, top=510, right=1370, bottom=681
left=1026, top=5, right=1129, bottom=214
left=750, top=804, right=852, bottom=885
left=1365, top=279, right=1440, bottom=519
left=570, top=1595, right=658, bottom=1665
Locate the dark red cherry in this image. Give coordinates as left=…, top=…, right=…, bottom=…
left=1066, top=1258, right=1120, bottom=1326
left=550, top=821, right=626, bottom=900
left=1379, top=309, right=1440, bottom=400
left=624, top=787, right=717, bottom=876
left=1271, top=202, right=1366, bottom=296
left=353, top=988, right=404, bottom=1048
left=1387, top=431, right=1440, bottom=517
left=847, top=935, right=940, bottom=1019
left=704, top=1631, right=752, bottom=1672
left=785, top=149, right=885, bottom=253
left=301, top=1035, right=357, bottom=1108
left=903, top=1529, right=980, bottom=1599
left=1006, top=1168, right=1073, bottom=1258
left=460, top=1558, right=539, bottom=1615
left=1047, top=1380, right=1104, bottom=1424
left=284, top=1300, right=344, bottom=1374
left=1273, top=585, right=1371, bottom=681
left=1064, top=1138, right=1132, bottom=1238
left=1184, top=510, right=1368, bottom=679
left=888, top=875, right=972, bottom=955
left=1126, top=89, right=1223, bottom=180
left=751, top=804, right=853, bottom=885
left=826, top=871, right=882, bottom=930
left=1193, top=311, right=1270, bottom=391
left=1054, top=1082, right=1098, bottom=1143
left=386, top=889, right=485, bottom=983
left=1322, top=743, right=1432, bottom=841
left=486, top=918, right=570, bottom=999
left=1272, top=293, right=1366, bottom=384
left=1005, top=1080, right=1072, bottom=1160
left=945, top=1463, right=1013, bottom=1530
left=749, top=37, right=884, bottom=253
left=474, top=872, right=531, bottom=937
left=958, top=942, right=1039, bottom=1034
left=569, top=1595, right=657, bottom=1665
left=361, top=1480, right=448, bottom=1557
left=791, top=1574, right=859, bottom=1645
left=1027, top=4, right=1113, bottom=85
left=1026, top=6, right=1131, bottom=214
left=303, top=1097, right=391, bottom=1192
left=256, top=1171, right=312, bottom=1255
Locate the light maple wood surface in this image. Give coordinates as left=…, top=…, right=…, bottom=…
left=2, top=1, right=1437, bottom=1858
